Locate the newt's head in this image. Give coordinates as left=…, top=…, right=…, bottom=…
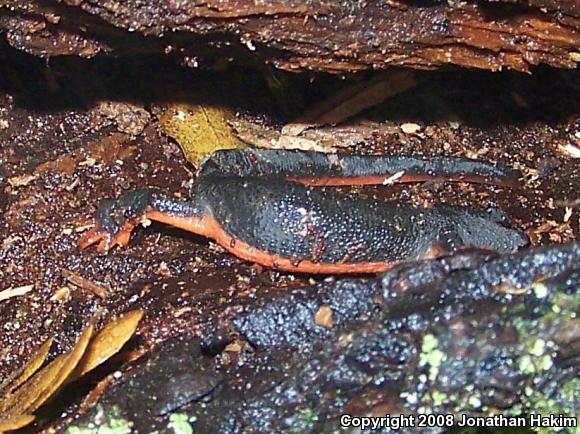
left=436, top=206, right=528, bottom=254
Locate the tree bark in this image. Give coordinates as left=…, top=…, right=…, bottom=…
left=1, top=0, right=579, bottom=72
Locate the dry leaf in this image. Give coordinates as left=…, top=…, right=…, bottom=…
left=1, top=350, right=67, bottom=415
left=0, top=310, right=143, bottom=423
left=69, top=309, right=144, bottom=381
left=1, top=338, right=53, bottom=395
left=0, top=326, right=93, bottom=416
left=27, top=325, right=94, bottom=413
left=34, top=133, right=133, bottom=176
left=158, top=104, right=244, bottom=166
left=0, top=414, right=35, bottom=432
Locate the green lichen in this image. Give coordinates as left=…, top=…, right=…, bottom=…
left=168, top=413, right=193, bottom=434
left=527, top=376, right=579, bottom=422
left=431, top=390, right=449, bottom=407
left=539, top=292, right=579, bottom=324
left=419, top=334, right=446, bottom=381
left=517, top=345, right=554, bottom=375
left=287, top=407, right=319, bottom=434
left=66, top=405, right=131, bottom=434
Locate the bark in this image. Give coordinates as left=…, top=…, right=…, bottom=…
left=0, top=0, right=579, bottom=72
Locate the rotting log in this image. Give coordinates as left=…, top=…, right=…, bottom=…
left=61, top=244, right=580, bottom=432
left=0, top=0, right=579, bottom=72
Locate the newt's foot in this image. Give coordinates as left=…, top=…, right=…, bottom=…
left=78, top=221, right=136, bottom=252
left=78, top=190, right=154, bottom=252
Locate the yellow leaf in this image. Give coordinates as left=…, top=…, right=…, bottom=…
left=0, top=414, right=35, bottom=432
left=69, top=309, right=143, bottom=381
left=0, top=325, right=93, bottom=416
left=1, top=338, right=53, bottom=395
left=158, top=104, right=244, bottom=166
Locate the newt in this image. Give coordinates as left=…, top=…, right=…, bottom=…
left=79, top=149, right=528, bottom=274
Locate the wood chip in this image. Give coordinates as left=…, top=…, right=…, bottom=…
left=7, top=175, right=37, bottom=188
left=0, top=284, right=34, bottom=302
left=63, top=270, right=109, bottom=299
left=225, top=341, right=243, bottom=353
left=563, top=207, right=573, bottom=222
left=400, top=123, right=421, bottom=134
left=558, top=143, right=580, bottom=158
left=314, top=305, right=334, bottom=328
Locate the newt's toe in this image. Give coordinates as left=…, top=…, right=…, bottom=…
left=110, top=223, right=134, bottom=248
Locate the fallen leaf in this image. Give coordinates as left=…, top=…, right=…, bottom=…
left=0, top=325, right=93, bottom=416
left=0, top=310, right=143, bottom=425
left=0, top=414, right=35, bottom=432
left=158, top=104, right=244, bottom=166
left=1, top=338, right=53, bottom=395
left=69, top=309, right=144, bottom=381
left=34, top=133, right=133, bottom=176
left=27, top=326, right=94, bottom=413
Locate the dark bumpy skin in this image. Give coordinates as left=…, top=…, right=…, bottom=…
left=79, top=149, right=527, bottom=273
left=201, top=149, right=521, bottom=187
left=203, top=178, right=525, bottom=262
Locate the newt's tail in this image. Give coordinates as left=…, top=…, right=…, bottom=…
left=433, top=205, right=528, bottom=255
left=200, top=148, right=521, bottom=188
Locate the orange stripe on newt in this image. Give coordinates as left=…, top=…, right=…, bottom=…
left=290, top=174, right=520, bottom=188
left=147, top=210, right=399, bottom=274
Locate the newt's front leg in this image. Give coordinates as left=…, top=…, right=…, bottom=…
left=79, top=189, right=206, bottom=252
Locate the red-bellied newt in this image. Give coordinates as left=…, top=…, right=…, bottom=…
left=79, top=149, right=528, bottom=273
